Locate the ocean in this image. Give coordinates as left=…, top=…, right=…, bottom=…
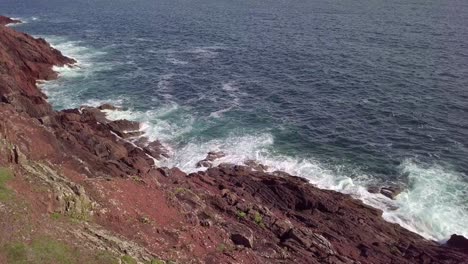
left=2, top=0, right=468, bottom=241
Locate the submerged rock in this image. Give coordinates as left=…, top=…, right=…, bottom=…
left=206, top=151, right=226, bottom=161
left=244, top=159, right=269, bottom=172
left=98, top=103, right=120, bottom=111
left=196, top=151, right=226, bottom=168
left=367, top=185, right=403, bottom=200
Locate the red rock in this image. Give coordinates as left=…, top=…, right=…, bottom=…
left=0, top=17, right=74, bottom=118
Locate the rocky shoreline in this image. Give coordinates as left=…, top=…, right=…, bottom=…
left=0, top=16, right=467, bottom=263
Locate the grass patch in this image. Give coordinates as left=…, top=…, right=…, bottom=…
left=253, top=212, right=265, bottom=227
left=0, top=167, right=13, bottom=201
left=216, top=243, right=235, bottom=254
left=1, top=237, right=119, bottom=264
left=51, top=212, right=62, bottom=220
left=217, top=243, right=227, bottom=253
left=149, top=259, right=166, bottom=264
left=63, top=195, right=92, bottom=221
left=174, top=187, right=187, bottom=195
left=121, top=254, right=137, bottom=264
left=236, top=211, right=246, bottom=219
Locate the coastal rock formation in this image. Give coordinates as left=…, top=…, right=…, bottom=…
left=0, top=16, right=75, bottom=118
left=0, top=16, right=467, bottom=263
left=0, top=16, right=21, bottom=26
left=448, top=235, right=468, bottom=254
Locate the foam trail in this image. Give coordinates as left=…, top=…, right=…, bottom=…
left=153, top=132, right=468, bottom=242
left=36, top=35, right=112, bottom=109
left=43, top=35, right=109, bottom=74
left=103, top=103, right=194, bottom=143
left=209, top=81, right=241, bottom=118
left=167, top=57, right=188, bottom=65
left=62, top=85, right=468, bottom=242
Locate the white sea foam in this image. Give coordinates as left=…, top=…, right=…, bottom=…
left=167, top=57, right=189, bottom=65
left=4, top=15, right=40, bottom=27
left=190, top=47, right=219, bottom=59
left=43, top=35, right=109, bottom=73
left=383, top=161, right=468, bottom=241
left=221, top=81, right=238, bottom=92
left=103, top=103, right=194, bottom=143
left=208, top=107, right=234, bottom=118
left=156, top=74, right=176, bottom=99
left=209, top=81, right=241, bottom=118
left=83, top=98, right=124, bottom=108
left=36, top=35, right=112, bottom=109
left=152, top=130, right=468, bottom=242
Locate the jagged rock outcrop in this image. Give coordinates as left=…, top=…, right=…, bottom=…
left=0, top=16, right=467, bottom=264
left=0, top=16, right=20, bottom=26
left=0, top=18, right=75, bottom=118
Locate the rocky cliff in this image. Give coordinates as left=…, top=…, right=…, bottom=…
left=0, top=16, right=467, bottom=264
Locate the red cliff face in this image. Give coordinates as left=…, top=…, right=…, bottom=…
left=0, top=16, right=75, bottom=117
left=0, top=16, right=466, bottom=264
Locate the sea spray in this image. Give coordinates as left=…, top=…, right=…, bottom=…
left=384, top=160, right=468, bottom=241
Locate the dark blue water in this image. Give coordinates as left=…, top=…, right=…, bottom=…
left=2, top=0, right=468, bottom=241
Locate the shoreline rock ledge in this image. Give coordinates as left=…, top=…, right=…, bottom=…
left=0, top=15, right=467, bottom=264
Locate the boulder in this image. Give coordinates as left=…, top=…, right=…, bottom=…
left=106, top=120, right=140, bottom=136
left=244, top=159, right=268, bottom=172
left=206, top=151, right=226, bottom=161
left=123, top=156, right=152, bottom=174
left=134, top=138, right=168, bottom=159
left=98, top=103, right=119, bottom=111
left=196, top=151, right=226, bottom=168
left=196, top=160, right=212, bottom=168
left=230, top=224, right=254, bottom=248
left=380, top=186, right=402, bottom=200
left=367, top=185, right=403, bottom=200
left=447, top=234, right=468, bottom=253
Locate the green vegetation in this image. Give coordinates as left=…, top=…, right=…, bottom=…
left=174, top=187, right=187, bottom=195
left=149, top=259, right=166, bottom=264
left=121, top=254, right=137, bottom=264
left=253, top=212, right=265, bottom=227
left=51, top=212, right=62, bottom=220
left=0, top=167, right=13, bottom=201
left=236, top=211, right=246, bottom=219
left=217, top=243, right=227, bottom=253
left=216, top=243, right=235, bottom=254
left=1, top=237, right=118, bottom=264
left=148, top=260, right=176, bottom=264
left=63, top=195, right=92, bottom=221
